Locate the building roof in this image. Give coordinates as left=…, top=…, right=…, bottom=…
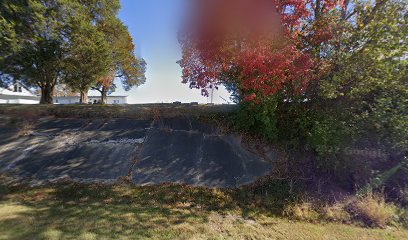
left=0, top=83, right=37, bottom=97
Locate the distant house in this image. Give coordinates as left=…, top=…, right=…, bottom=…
left=0, top=83, right=40, bottom=104
left=53, top=95, right=128, bottom=105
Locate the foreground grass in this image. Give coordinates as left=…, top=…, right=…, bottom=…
left=0, top=183, right=407, bottom=240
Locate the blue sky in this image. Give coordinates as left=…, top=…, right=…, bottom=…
left=109, top=0, right=231, bottom=104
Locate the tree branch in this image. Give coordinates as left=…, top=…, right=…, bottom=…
left=362, top=0, right=388, bottom=26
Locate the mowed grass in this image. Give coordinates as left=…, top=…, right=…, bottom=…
left=0, top=183, right=407, bottom=240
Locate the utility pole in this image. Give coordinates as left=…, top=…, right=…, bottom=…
left=210, top=87, right=214, bottom=104
left=207, top=85, right=215, bottom=104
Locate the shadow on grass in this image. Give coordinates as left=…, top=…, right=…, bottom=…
left=0, top=181, right=291, bottom=239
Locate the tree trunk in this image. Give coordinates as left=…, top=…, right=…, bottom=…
left=101, top=86, right=108, bottom=104
left=341, top=0, right=350, bottom=20
left=80, top=90, right=88, bottom=104
left=40, top=85, right=54, bottom=104
left=315, top=0, right=321, bottom=19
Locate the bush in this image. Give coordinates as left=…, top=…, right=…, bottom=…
left=235, top=96, right=279, bottom=142
left=398, top=187, right=408, bottom=207
left=398, top=208, right=408, bottom=228
left=283, top=202, right=320, bottom=222
left=321, top=203, right=351, bottom=223
left=346, top=193, right=397, bottom=228
left=279, top=194, right=408, bottom=228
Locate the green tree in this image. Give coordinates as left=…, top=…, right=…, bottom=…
left=303, top=0, right=408, bottom=187
left=1, top=0, right=145, bottom=104
left=318, top=0, right=408, bottom=152
left=63, top=16, right=112, bottom=103
left=0, top=0, right=67, bottom=104
left=65, top=0, right=146, bottom=104
left=92, top=2, right=146, bottom=104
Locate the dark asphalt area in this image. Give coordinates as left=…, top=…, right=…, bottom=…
left=0, top=116, right=274, bottom=188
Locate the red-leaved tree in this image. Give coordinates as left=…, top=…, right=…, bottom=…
left=179, top=0, right=344, bottom=102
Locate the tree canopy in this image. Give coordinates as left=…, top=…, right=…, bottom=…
left=178, top=0, right=346, bottom=102
left=0, top=0, right=146, bottom=104
left=0, top=0, right=67, bottom=103
left=179, top=0, right=408, bottom=191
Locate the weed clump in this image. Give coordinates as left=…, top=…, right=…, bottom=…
left=346, top=193, right=397, bottom=228
left=283, top=202, right=320, bottom=222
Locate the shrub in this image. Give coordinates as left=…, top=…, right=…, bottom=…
left=346, top=193, right=397, bottom=228
left=235, top=96, right=279, bottom=142
left=398, top=208, right=408, bottom=228
left=321, top=203, right=351, bottom=223
left=283, top=202, right=319, bottom=222
left=398, top=187, right=408, bottom=207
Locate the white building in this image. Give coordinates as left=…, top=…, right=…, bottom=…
left=54, top=95, right=128, bottom=104
left=0, top=83, right=40, bottom=104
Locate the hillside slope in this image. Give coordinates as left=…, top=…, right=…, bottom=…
left=0, top=104, right=274, bottom=187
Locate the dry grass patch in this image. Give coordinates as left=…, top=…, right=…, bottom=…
left=321, top=202, right=352, bottom=223
left=346, top=193, right=397, bottom=228
left=283, top=202, right=320, bottom=222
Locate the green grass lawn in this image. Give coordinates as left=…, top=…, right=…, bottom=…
left=0, top=183, right=407, bottom=240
